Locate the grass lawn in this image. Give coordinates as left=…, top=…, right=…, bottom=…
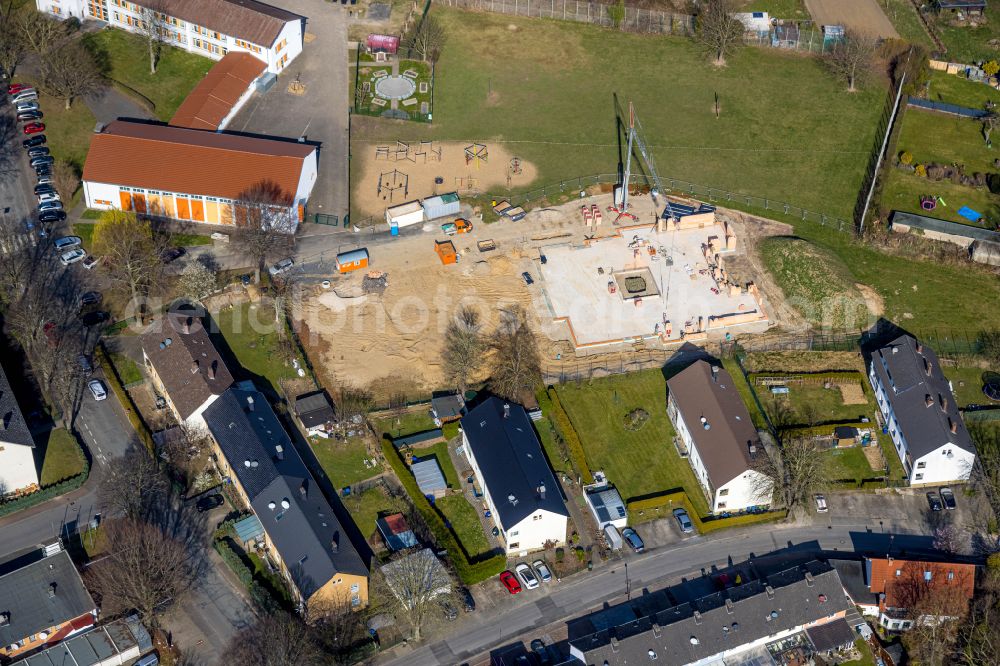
left=556, top=369, right=710, bottom=516
left=930, top=5, right=1000, bottom=63
left=436, top=494, right=492, bottom=558
left=83, top=29, right=213, bottom=121
left=312, top=437, right=375, bottom=491
left=170, top=233, right=213, bottom=246
left=109, top=352, right=143, bottom=385
left=356, top=7, right=883, bottom=220
left=213, top=303, right=297, bottom=392
left=826, top=446, right=876, bottom=482
left=926, top=71, right=1000, bottom=108
left=722, top=358, right=769, bottom=430
left=760, top=384, right=872, bottom=426
left=881, top=0, right=936, bottom=51
left=14, top=91, right=97, bottom=170
left=878, top=432, right=908, bottom=481
left=73, top=223, right=95, bottom=249
left=415, top=441, right=460, bottom=488
left=741, top=0, right=806, bottom=18
left=947, top=365, right=1000, bottom=407
left=373, top=408, right=436, bottom=438
left=39, top=428, right=85, bottom=485
left=534, top=417, right=571, bottom=475
left=840, top=639, right=877, bottom=666
left=343, top=485, right=410, bottom=540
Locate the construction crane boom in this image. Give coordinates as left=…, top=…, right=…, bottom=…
left=618, top=102, right=676, bottom=222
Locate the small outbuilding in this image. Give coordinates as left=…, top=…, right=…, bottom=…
left=431, top=392, right=465, bottom=424
left=385, top=200, right=424, bottom=228
left=377, top=513, right=419, bottom=551
left=366, top=33, right=400, bottom=54
left=295, top=390, right=337, bottom=437
left=806, top=618, right=857, bottom=655
left=772, top=24, right=800, bottom=48
left=421, top=192, right=461, bottom=220
left=585, top=482, right=627, bottom=530
left=392, top=429, right=443, bottom=449
left=734, top=11, right=770, bottom=34
left=336, top=248, right=369, bottom=273
left=412, top=458, right=447, bottom=498
left=933, top=1, right=987, bottom=16
left=834, top=426, right=859, bottom=447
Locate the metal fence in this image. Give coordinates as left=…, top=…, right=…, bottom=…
left=436, top=0, right=695, bottom=34
left=907, top=97, right=990, bottom=119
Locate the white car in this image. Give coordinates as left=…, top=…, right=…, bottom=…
left=88, top=379, right=107, bottom=401
left=532, top=560, right=552, bottom=583
left=515, top=563, right=539, bottom=590
left=268, top=257, right=294, bottom=276
left=53, top=236, right=81, bottom=251
left=16, top=101, right=40, bottom=113
left=59, top=248, right=86, bottom=266
left=815, top=494, right=828, bottom=513
left=38, top=192, right=61, bottom=204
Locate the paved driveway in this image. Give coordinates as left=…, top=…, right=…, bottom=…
left=228, top=1, right=351, bottom=224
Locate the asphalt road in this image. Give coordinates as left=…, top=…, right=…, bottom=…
left=380, top=519, right=938, bottom=666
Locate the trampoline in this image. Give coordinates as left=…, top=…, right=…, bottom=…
left=375, top=75, right=415, bottom=100
left=984, top=382, right=1000, bottom=401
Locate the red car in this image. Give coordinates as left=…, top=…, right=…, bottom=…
left=23, top=122, right=45, bottom=135
left=500, top=570, right=522, bottom=595
left=7, top=83, right=32, bottom=95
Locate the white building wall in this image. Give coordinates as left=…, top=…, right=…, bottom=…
left=293, top=150, right=319, bottom=205
left=911, top=445, right=975, bottom=485
left=714, top=469, right=772, bottom=513
left=83, top=181, right=120, bottom=211
left=504, top=510, right=567, bottom=556
left=0, top=444, right=39, bottom=494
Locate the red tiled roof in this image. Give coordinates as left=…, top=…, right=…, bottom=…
left=156, top=0, right=302, bottom=47
left=82, top=120, right=314, bottom=201
left=868, top=558, right=975, bottom=612
left=170, top=52, right=266, bottom=131
left=383, top=513, right=410, bottom=535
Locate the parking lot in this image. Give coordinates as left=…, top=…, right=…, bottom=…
left=228, top=0, right=351, bottom=224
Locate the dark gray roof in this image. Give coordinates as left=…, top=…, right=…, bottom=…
left=870, top=335, right=975, bottom=457
left=294, top=390, right=336, bottom=429
left=461, top=397, right=568, bottom=528
left=587, top=486, right=626, bottom=525
left=832, top=559, right=875, bottom=607
left=0, top=362, right=34, bottom=448
left=571, top=562, right=851, bottom=665
left=667, top=361, right=761, bottom=488
left=807, top=617, right=855, bottom=652
left=392, top=429, right=442, bottom=448
left=411, top=458, right=447, bottom=495
left=891, top=210, right=1000, bottom=243
left=203, top=388, right=368, bottom=600
left=431, top=394, right=464, bottom=420
left=0, top=547, right=96, bottom=648
left=9, top=615, right=152, bottom=666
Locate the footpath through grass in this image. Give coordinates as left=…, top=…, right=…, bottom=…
left=40, top=428, right=86, bottom=486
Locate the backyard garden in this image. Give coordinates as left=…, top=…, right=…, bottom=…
left=353, top=50, right=434, bottom=121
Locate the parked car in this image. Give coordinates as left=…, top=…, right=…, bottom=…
left=37, top=174, right=54, bottom=185
left=30, top=155, right=54, bottom=168
left=940, top=487, right=957, bottom=510
left=27, top=146, right=49, bottom=159
left=53, top=236, right=81, bottom=251
left=35, top=164, right=53, bottom=176
left=515, top=563, right=539, bottom=590
left=268, top=257, right=294, bottom=276
left=160, top=246, right=186, bottom=263
left=39, top=210, right=66, bottom=223
left=12, top=92, right=38, bottom=105
left=459, top=587, right=476, bottom=612
left=927, top=492, right=943, bottom=512
left=532, top=560, right=552, bottom=583
left=521, top=271, right=534, bottom=285
left=500, top=570, right=521, bottom=595
left=37, top=192, right=60, bottom=204
left=88, top=379, right=108, bottom=401
left=80, top=311, right=109, bottom=327
left=673, top=507, right=694, bottom=533
left=35, top=186, right=56, bottom=198
left=77, top=354, right=93, bottom=374
left=23, top=122, right=45, bottom=135
left=440, top=601, right=458, bottom=621
left=622, top=527, right=645, bottom=553
left=195, top=494, right=224, bottom=513
left=17, top=110, right=43, bottom=121
left=81, top=255, right=99, bottom=270
left=79, top=291, right=102, bottom=306
left=8, top=83, right=34, bottom=95
left=15, top=101, right=40, bottom=113
left=38, top=201, right=63, bottom=212
left=815, top=494, right=828, bottom=513
left=22, top=134, right=46, bottom=148
left=59, top=248, right=86, bottom=266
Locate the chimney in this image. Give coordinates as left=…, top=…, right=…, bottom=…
left=916, top=342, right=923, bottom=354
left=925, top=394, right=933, bottom=408
left=765, top=585, right=775, bottom=599
left=208, top=362, right=216, bottom=380
left=190, top=360, right=199, bottom=374
left=537, top=483, right=546, bottom=499
left=503, top=403, right=510, bottom=419
left=949, top=418, right=957, bottom=434
left=805, top=572, right=814, bottom=587
left=0, top=612, right=9, bottom=627
left=693, top=610, right=703, bottom=625
left=275, top=444, right=284, bottom=461
left=725, top=599, right=734, bottom=614
left=93, top=122, right=106, bottom=134
left=711, top=365, right=719, bottom=383
left=892, top=346, right=898, bottom=354
left=924, top=358, right=932, bottom=376
left=247, top=395, right=255, bottom=411
left=299, top=480, right=307, bottom=497
left=610, top=637, right=620, bottom=653
left=47, top=583, right=56, bottom=598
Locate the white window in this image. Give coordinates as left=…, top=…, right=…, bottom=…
left=350, top=583, right=359, bottom=593
left=509, top=530, right=518, bottom=537
left=717, top=502, right=727, bottom=509
left=948, top=571, right=954, bottom=580
left=915, top=474, right=923, bottom=481
left=917, top=462, right=926, bottom=469
left=719, top=489, right=729, bottom=497
left=924, top=571, right=932, bottom=581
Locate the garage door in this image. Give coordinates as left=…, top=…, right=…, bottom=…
left=176, top=197, right=191, bottom=220
left=190, top=199, right=204, bottom=222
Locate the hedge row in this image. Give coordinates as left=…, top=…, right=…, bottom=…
left=214, top=538, right=281, bottom=613
left=0, top=463, right=90, bottom=518
left=543, top=388, right=593, bottom=485
left=781, top=421, right=871, bottom=438
left=96, top=344, right=155, bottom=456
left=626, top=490, right=785, bottom=534
left=380, top=438, right=506, bottom=584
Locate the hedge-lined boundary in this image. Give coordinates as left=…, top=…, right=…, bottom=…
left=626, top=489, right=786, bottom=534
left=748, top=370, right=865, bottom=385
left=214, top=538, right=282, bottom=613
left=380, top=438, right=506, bottom=584
left=542, top=388, right=593, bottom=485
left=0, top=461, right=90, bottom=518
left=96, top=343, right=155, bottom=456
left=781, top=421, right=871, bottom=438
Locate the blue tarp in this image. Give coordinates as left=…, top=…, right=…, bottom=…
left=907, top=98, right=989, bottom=119
left=958, top=206, right=982, bottom=222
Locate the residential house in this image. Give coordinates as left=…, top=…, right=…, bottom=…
left=82, top=120, right=318, bottom=231
left=0, top=362, right=38, bottom=496
left=0, top=544, right=98, bottom=660
left=460, top=397, right=568, bottom=556
left=835, top=557, right=975, bottom=631
left=9, top=615, right=152, bottom=666
left=376, top=513, right=418, bottom=552
left=583, top=473, right=627, bottom=530
left=35, top=0, right=305, bottom=74
left=204, top=386, right=370, bottom=612
left=569, top=561, right=851, bottom=665
left=140, top=308, right=234, bottom=428
left=430, top=392, right=465, bottom=425
left=378, top=549, right=451, bottom=609
left=293, top=390, right=336, bottom=438
left=169, top=52, right=266, bottom=131
left=868, top=335, right=976, bottom=485
left=666, top=361, right=773, bottom=513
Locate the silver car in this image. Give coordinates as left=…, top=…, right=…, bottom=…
left=59, top=248, right=86, bottom=266
left=88, top=379, right=107, bottom=401
left=268, top=257, right=294, bottom=276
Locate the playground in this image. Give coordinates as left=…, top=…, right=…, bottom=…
left=352, top=140, right=538, bottom=218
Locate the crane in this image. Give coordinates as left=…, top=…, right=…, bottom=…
left=614, top=101, right=676, bottom=224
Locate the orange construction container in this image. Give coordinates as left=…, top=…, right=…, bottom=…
left=435, top=240, right=458, bottom=265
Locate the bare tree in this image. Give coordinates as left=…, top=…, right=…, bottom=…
left=178, top=262, right=218, bottom=301
left=487, top=305, right=540, bottom=402
left=751, top=437, right=831, bottom=510
left=0, top=5, right=27, bottom=79
left=39, top=40, right=104, bottom=109
left=134, top=1, right=167, bottom=75
left=220, top=612, right=329, bottom=666
left=932, top=520, right=963, bottom=554
left=52, top=159, right=80, bottom=202
left=99, top=447, right=169, bottom=521
left=85, top=518, right=197, bottom=626
left=374, top=549, right=454, bottom=641
left=405, top=14, right=445, bottom=62
left=894, top=563, right=973, bottom=666
left=826, top=30, right=879, bottom=92
left=233, top=180, right=296, bottom=284
left=442, top=305, right=484, bottom=395
left=339, top=386, right=375, bottom=426
left=16, top=10, right=66, bottom=55
left=983, top=111, right=998, bottom=146
left=307, top=598, right=368, bottom=661
left=694, top=0, right=745, bottom=67
left=92, top=210, right=165, bottom=324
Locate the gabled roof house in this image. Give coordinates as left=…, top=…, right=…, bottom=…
left=0, top=362, right=38, bottom=496
left=460, top=397, right=568, bottom=556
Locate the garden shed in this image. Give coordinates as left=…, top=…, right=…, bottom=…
left=421, top=192, right=461, bottom=220
left=412, top=458, right=447, bottom=498
left=366, top=33, right=400, bottom=54
left=772, top=24, right=800, bottom=48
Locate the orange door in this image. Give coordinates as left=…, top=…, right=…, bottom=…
left=219, top=203, right=233, bottom=224
left=176, top=197, right=191, bottom=220
left=132, top=193, right=147, bottom=214
left=190, top=199, right=205, bottom=222
left=118, top=191, right=133, bottom=211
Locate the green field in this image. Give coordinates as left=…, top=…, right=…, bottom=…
left=108, top=352, right=144, bottom=385
left=881, top=0, right=936, bottom=51
left=826, top=446, right=876, bottom=482
left=761, top=383, right=872, bottom=427
left=436, top=494, right=492, bottom=558
left=39, top=428, right=85, bottom=486
left=312, top=437, right=375, bottom=491
left=373, top=408, right=436, bottom=439
left=213, top=303, right=298, bottom=392
left=930, top=5, right=1000, bottom=63
left=555, top=369, right=709, bottom=516
left=83, top=29, right=213, bottom=121
left=741, top=0, right=806, bottom=19
left=355, top=7, right=883, bottom=220
left=884, top=108, right=999, bottom=228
